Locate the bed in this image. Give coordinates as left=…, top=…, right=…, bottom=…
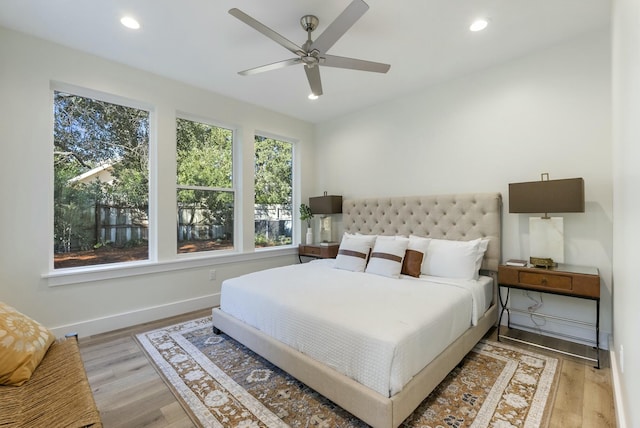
left=212, top=193, right=502, bottom=428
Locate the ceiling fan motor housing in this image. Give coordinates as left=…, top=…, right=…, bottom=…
left=300, top=15, right=319, bottom=32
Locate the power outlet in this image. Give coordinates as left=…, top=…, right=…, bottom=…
left=209, top=269, right=217, bottom=281
left=620, top=345, right=624, bottom=373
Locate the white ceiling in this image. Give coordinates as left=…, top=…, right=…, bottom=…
left=0, top=0, right=610, bottom=124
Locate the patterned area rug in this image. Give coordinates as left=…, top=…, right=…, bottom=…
left=136, top=317, right=559, bottom=428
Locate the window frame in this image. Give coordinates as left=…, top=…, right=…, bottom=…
left=49, top=81, right=156, bottom=273
left=253, top=131, right=297, bottom=252
left=175, top=114, right=238, bottom=256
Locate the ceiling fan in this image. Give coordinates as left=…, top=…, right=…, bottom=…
left=229, top=0, right=390, bottom=97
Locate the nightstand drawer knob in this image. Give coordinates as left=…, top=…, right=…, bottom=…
left=541, top=277, right=548, bottom=285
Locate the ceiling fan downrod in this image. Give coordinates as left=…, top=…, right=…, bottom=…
left=300, top=15, right=321, bottom=68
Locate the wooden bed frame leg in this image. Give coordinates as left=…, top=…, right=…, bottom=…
left=213, top=326, right=222, bottom=335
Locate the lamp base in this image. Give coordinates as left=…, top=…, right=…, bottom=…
left=529, top=257, right=556, bottom=268
left=529, top=217, right=564, bottom=263
left=319, top=215, right=332, bottom=243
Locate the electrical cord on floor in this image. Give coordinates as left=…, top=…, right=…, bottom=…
left=526, top=290, right=543, bottom=312
left=526, top=291, right=546, bottom=332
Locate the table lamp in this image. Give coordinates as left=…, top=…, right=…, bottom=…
left=309, top=192, right=342, bottom=243
left=509, top=174, right=584, bottom=267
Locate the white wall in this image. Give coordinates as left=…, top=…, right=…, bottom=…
left=316, top=31, right=612, bottom=347
left=611, top=0, right=640, bottom=425
left=0, top=27, right=315, bottom=337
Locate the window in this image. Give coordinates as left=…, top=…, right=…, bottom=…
left=53, top=91, right=150, bottom=269
left=254, top=135, right=293, bottom=248
left=176, top=118, right=234, bottom=253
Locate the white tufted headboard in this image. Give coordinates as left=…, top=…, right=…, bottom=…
left=343, top=193, right=502, bottom=272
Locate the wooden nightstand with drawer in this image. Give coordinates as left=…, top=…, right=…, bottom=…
left=498, top=263, right=601, bottom=367
left=298, top=244, right=339, bottom=263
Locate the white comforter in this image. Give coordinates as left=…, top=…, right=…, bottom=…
left=220, top=259, right=492, bottom=397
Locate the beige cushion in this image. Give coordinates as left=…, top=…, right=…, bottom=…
left=0, top=302, right=55, bottom=386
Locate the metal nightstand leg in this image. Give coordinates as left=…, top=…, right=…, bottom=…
left=497, top=286, right=511, bottom=342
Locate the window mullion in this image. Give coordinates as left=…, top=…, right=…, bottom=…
left=176, top=185, right=234, bottom=193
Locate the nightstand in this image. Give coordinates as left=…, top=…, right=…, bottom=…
left=298, top=244, right=339, bottom=263
left=497, top=263, right=601, bottom=368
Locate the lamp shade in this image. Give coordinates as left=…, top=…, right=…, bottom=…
left=309, top=194, right=342, bottom=214
left=509, top=177, right=584, bottom=214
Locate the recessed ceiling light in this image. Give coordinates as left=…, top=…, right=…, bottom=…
left=120, top=16, right=140, bottom=30
left=308, top=93, right=319, bottom=100
left=469, top=19, right=488, bottom=32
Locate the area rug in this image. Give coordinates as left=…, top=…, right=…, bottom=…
left=136, top=317, right=559, bottom=428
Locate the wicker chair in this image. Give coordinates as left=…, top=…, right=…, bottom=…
left=0, top=336, right=102, bottom=428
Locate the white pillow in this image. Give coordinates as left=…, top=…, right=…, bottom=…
left=423, top=238, right=482, bottom=280
left=372, top=235, right=397, bottom=240
left=355, top=233, right=398, bottom=241
left=365, top=237, right=409, bottom=278
left=475, top=238, right=490, bottom=274
left=334, top=234, right=376, bottom=272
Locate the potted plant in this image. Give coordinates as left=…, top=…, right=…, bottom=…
left=299, top=203, right=314, bottom=244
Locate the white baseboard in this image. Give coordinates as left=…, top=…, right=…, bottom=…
left=49, top=293, right=220, bottom=338
left=609, top=335, right=628, bottom=428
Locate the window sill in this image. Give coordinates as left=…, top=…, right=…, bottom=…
left=43, top=246, right=297, bottom=287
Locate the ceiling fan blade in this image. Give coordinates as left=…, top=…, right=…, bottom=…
left=229, top=8, right=303, bottom=56
left=322, top=54, right=390, bottom=73
left=304, top=65, right=323, bottom=96
left=238, top=58, right=302, bottom=76
left=311, top=0, right=369, bottom=54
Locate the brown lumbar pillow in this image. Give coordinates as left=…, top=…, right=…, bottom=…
left=401, top=249, right=424, bottom=278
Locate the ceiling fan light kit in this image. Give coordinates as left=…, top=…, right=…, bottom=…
left=229, top=0, right=390, bottom=97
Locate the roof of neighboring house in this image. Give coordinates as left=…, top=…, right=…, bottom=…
left=69, top=163, right=114, bottom=184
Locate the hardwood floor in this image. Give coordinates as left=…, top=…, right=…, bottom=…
left=79, top=310, right=211, bottom=427
left=79, top=310, right=616, bottom=427
left=493, top=327, right=617, bottom=428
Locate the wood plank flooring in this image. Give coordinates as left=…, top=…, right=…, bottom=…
left=79, top=310, right=616, bottom=427
left=79, top=310, right=210, bottom=427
